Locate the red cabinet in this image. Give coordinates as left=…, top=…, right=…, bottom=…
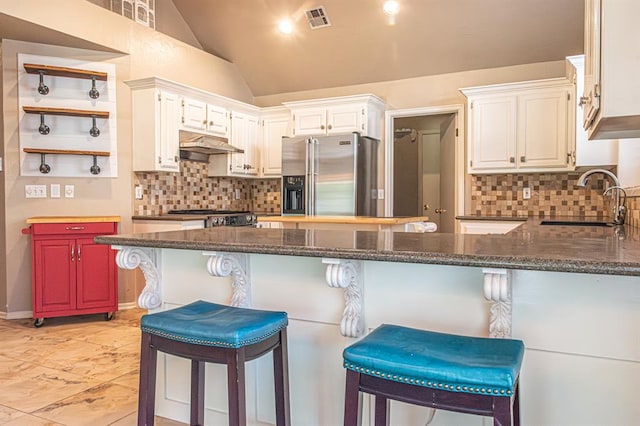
left=27, top=221, right=118, bottom=326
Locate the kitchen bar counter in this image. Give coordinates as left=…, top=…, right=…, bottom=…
left=96, top=221, right=640, bottom=276
left=96, top=222, right=640, bottom=424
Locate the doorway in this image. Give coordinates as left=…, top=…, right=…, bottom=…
left=384, top=105, right=465, bottom=233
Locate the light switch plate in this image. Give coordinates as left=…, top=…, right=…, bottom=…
left=25, top=184, right=46, bottom=198
left=135, top=185, right=143, bottom=200
left=377, top=189, right=384, bottom=199
left=50, top=184, right=61, bottom=198
left=65, top=185, right=75, bottom=198
left=523, top=187, right=531, bottom=199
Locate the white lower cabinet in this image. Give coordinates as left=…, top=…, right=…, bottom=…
left=462, top=78, right=575, bottom=174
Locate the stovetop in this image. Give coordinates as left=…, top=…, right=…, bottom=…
left=167, top=209, right=256, bottom=227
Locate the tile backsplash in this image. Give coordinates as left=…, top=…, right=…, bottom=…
left=135, top=162, right=640, bottom=228
left=470, top=172, right=618, bottom=220
left=134, top=160, right=281, bottom=215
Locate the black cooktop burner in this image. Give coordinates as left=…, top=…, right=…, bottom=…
left=168, top=209, right=250, bottom=215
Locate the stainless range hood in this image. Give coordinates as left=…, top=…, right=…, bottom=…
left=179, top=130, right=243, bottom=162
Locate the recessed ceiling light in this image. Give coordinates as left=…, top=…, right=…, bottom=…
left=279, top=19, right=293, bottom=34
left=383, top=0, right=399, bottom=16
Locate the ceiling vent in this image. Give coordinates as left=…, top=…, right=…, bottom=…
left=305, top=6, right=331, bottom=29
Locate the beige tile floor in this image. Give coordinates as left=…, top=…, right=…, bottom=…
left=0, top=309, right=186, bottom=426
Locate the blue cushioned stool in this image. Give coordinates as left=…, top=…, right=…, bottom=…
left=343, top=324, right=524, bottom=426
left=138, top=300, right=290, bottom=426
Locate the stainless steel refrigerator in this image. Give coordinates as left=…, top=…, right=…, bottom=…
left=281, top=132, right=378, bottom=216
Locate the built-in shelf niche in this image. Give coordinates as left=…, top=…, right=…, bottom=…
left=18, top=53, right=117, bottom=178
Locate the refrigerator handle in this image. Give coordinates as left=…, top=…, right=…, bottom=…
left=306, top=139, right=313, bottom=215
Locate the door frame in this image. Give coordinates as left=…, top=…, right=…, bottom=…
left=384, top=105, right=465, bottom=228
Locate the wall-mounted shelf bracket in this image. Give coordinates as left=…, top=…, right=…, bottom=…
left=23, top=148, right=110, bottom=175
left=23, top=106, right=109, bottom=137
left=24, top=63, right=108, bottom=99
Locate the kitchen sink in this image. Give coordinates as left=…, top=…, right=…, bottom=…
left=539, top=220, right=613, bottom=227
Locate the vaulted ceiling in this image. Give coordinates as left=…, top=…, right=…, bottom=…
left=171, top=0, right=584, bottom=96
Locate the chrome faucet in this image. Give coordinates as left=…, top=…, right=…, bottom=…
left=576, top=169, right=626, bottom=225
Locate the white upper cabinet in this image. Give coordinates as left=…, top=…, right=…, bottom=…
left=284, top=94, right=385, bottom=138
left=583, top=0, right=640, bottom=139
left=208, top=109, right=260, bottom=177
left=261, top=107, right=291, bottom=177
left=181, top=97, right=229, bottom=137
left=566, top=55, right=617, bottom=167
left=461, top=78, right=574, bottom=174
left=127, top=79, right=181, bottom=172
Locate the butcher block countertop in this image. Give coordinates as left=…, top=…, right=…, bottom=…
left=26, top=216, right=121, bottom=223
left=257, top=215, right=429, bottom=225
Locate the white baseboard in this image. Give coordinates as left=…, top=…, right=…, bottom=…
left=0, top=302, right=139, bottom=320
left=0, top=310, right=33, bottom=320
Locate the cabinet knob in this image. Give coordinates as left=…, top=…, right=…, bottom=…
left=435, top=208, right=446, bottom=214
left=320, top=124, right=325, bottom=130
left=327, top=124, right=332, bottom=130
left=520, top=156, right=526, bottom=163
left=174, top=155, right=179, bottom=162
left=203, top=120, right=207, bottom=124
left=423, top=204, right=429, bottom=211
left=509, top=157, right=515, bottom=163
left=209, top=121, right=214, bottom=126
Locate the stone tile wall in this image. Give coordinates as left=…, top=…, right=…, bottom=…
left=470, top=172, right=640, bottom=226
left=133, top=160, right=280, bottom=215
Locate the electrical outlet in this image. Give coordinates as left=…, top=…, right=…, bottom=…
left=135, top=185, right=143, bottom=200
left=65, top=185, right=75, bottom=198
left=371, top=189, right=378, bottom=199
left=50, top=184, right=61, bottom=198
left=25, top=184, right=46, bottom=198
left=235, top=189, right=241, bottom=200
left=523, top=187, right=531, bottom=200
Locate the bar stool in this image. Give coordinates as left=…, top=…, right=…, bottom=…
left=343, top=324, right=524, bottom=426
left=138, top=300, right=290, bottom=426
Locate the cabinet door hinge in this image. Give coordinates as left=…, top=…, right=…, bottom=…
left=181, top=117, right=184, bottom=124
left=470, top=160, right=473, bottom=167
left=157, top=93, right=161, bottom=101
left=470, top=101, right=473, bottom=109
left=455, top=128, right=459, bottom=137
left=567, top=93, right=571, bottom=101
left=181, top=99, right=184, bottom=107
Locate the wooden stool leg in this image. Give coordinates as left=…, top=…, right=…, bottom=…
left=493, top=396, right=513, bottom=426
left=227, top=348, right=247, bottom=426
left=191, top=360, right=205, bottom=426
left=138, top=332, right=157, bottom=426
left=374, top=395, right=389, bottom=426
left=273, top=329, right=291, bottom=425
left=343, top=369, right=361, bottom=426
left=513, top=383, right=521, bottom=426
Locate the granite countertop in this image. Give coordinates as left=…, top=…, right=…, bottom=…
left=27, top=216, right=121, bottom=223
left=456, top=215, right=529, bottom=222
left=132, top=215, right=208, bottom=221
left=257, top=215, right=430, bottom=225
left=95, top=219, right=640, bottom=276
